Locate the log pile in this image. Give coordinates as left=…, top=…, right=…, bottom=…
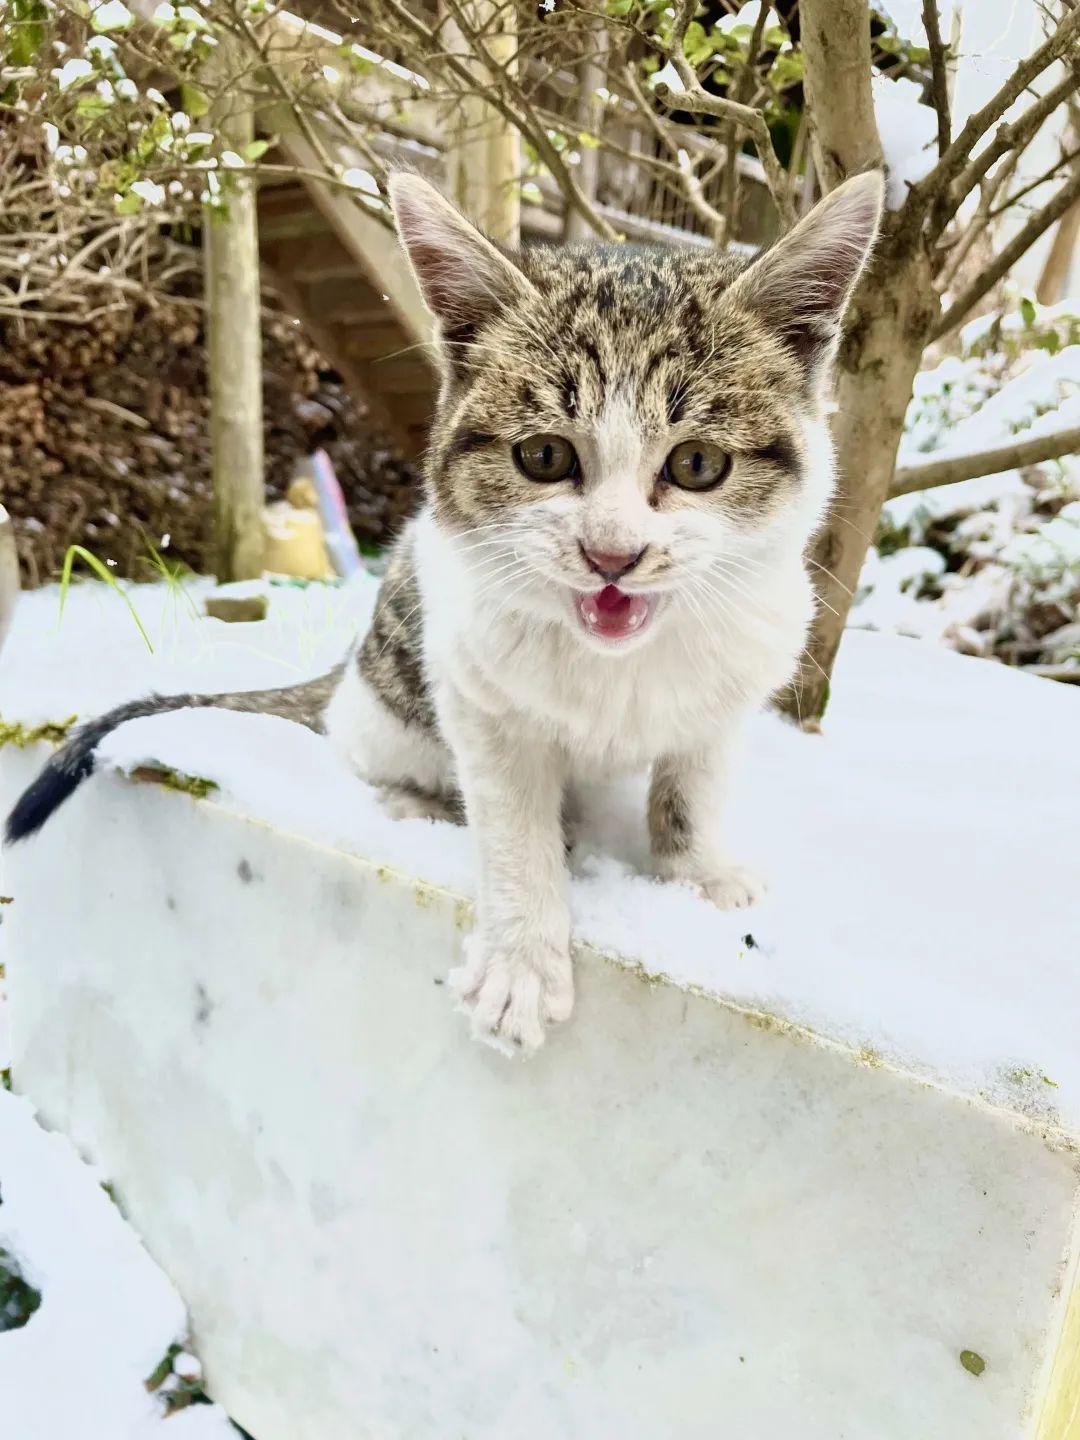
left=0, top=282, right=418, bottom=588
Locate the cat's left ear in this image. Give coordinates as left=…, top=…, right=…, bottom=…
left=729, top=171, right=884, bottom=380
left=389, top=172, right=536, bottom=340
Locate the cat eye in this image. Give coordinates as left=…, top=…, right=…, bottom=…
left=663, top=440, right=731, bottom=491
left=513, top=434, right=579, bottom=483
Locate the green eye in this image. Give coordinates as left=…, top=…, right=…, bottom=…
left=513, top=434, right=579, bottom=483
left=663, top=440, right=731, bottom=491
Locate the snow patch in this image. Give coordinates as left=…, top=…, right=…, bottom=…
left=0, top=1092, right=234, bottom=1439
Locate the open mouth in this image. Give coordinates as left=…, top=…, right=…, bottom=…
left=576, top=584, right=654, bottom=642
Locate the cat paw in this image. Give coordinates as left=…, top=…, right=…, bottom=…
left=700, top=864, right=767, bottom=911
left=450, top=938, right=574, bottom=1054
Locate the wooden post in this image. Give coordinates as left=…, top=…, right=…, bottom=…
left=441, top=0, right=520, bottom=244
left=0, top=504, right=19, bottom=657
left=564, top=25, right=608, bottom=242
left=205, top=49, right=265, bottom=583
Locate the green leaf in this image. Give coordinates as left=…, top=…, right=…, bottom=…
left=9, top=0, right=47, bottom=66
left=606, top=0, right=633, bottom=15
left=683, top=19, right=714, bottom=66
left=242, top=138, right=269, bottom=161
left=114, top=191, right=142, bottom=214
left=576, top=130, right=599, bottom=150
left=76, top=95, right=111, bottom=119
left=1019, top=296, right=1037, bottom=328
left=179, top=80, right=209, bottom=117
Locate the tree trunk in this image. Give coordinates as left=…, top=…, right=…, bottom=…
left=205, top=65, right=265, bottom=584
left=778, top=245, right=938, bottom=721
left=1036, top=198, right=1080, bottom=306
left=799, top=0, right=884, bottom=189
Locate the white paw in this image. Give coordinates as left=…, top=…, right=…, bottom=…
left=449, top=936, right=574, bottom=1055
left=700, top=864, right=767, bottom=911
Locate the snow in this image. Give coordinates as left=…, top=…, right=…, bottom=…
left=872, top=72, right=937, bottom=208
left=0, top=1091, right=235, bottom=1439
left=3, top=576, right=1080, bottom=1133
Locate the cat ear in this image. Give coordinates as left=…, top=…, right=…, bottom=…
left=388, top=172, right=535, bottom=338
left=730, top=171, right=884, bottom=378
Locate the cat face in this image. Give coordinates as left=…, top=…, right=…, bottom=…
left=391, top=172, right=882, bottom=651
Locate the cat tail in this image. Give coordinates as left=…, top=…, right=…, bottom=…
left=4, top=663, right=345, bottom=845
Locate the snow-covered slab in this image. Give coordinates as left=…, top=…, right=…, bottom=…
left=2, top=579, right=1080, bottom=1439
left=0, top=1090, right=235, bottom=1439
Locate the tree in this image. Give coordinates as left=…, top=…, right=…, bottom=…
left=4, top=0, right=1079, bottom=702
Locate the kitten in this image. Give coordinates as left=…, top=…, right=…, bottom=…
left=5, top=170, right=883, bottom=1052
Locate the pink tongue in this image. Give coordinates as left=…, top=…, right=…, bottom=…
left=579, top=585, right=651, bottom=639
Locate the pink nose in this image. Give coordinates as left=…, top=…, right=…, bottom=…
left=581, top=545, right=647, bottom=583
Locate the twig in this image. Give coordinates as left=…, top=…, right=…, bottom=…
left=936, top=69, right=1080, bottom=236
left=988, top=142, right=1080, bottom=220
left=652, top=0, right=795, bottom=228
left=84, top=397, right=151, bottom=429
left=934, top=166, right=1080, bottom=338
left=906, top=5, right=1080, bottom=231
left=922, top=1, right=951, bottom=159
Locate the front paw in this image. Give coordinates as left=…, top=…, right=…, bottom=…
left=700, top=864, right=767, bottom=911
left=450, top=936, right=574, bottom=1054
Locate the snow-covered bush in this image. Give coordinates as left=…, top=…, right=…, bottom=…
left=854, top=295, right=1080, bottom=674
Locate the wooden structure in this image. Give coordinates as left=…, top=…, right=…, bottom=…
left=254, top=16, right=773, bottom=459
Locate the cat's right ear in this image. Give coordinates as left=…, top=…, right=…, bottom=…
left=388, top=172, right=535, bottom=338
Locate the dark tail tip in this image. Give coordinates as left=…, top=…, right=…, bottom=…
left=4, top=749, right=96, bottom=845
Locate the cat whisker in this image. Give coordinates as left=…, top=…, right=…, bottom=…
left=806, top=557, right=855, bottom=597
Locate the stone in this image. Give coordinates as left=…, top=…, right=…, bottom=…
left=204, top=593, right=269, bottom=624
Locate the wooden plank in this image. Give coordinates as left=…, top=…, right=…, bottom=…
left=269, top=119, right=433, bottom=348
left=261, top=231, right=358, bottom=283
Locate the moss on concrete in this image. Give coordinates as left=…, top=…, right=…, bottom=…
left=0, top=715, right=78, bottom=748
left=128, top=765, right=219, bottom=800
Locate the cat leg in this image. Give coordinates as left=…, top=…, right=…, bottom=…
left=442, top=695, right=572, bottom=1053
left=648, top=739, right=766, bottom=911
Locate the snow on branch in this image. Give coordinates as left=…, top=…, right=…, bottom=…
left=889, top=425, right=1080, bottom=499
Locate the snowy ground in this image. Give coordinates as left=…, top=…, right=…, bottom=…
left=0, top=579, right=320, bottom=1436
left=0, top=1094, right=237, bottom=1440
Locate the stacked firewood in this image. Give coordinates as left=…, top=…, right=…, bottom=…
left=0, top=287, right=418, bottom=588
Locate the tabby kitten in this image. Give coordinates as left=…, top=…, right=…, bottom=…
left=326, top=170, right=882, bottom=1050
left=6, top=169, right=882, bottom=1053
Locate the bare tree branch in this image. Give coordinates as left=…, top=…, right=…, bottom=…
left=935, top=67, right=1080, bottom=236
left=922, top=0, right=951, bottom=159
left=651, top=0, right=795, bottom=228
left=989, top=141, right=1080, bottom=218
left=376, top=0, right=619, bottom=238
left=890, top=425, right=1080, bottom=497
left=620, top=62, right=728, bottom=242
left=907, top=4, right=1080, bottom=228
left=934, top=165, right=1080, bottom=338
